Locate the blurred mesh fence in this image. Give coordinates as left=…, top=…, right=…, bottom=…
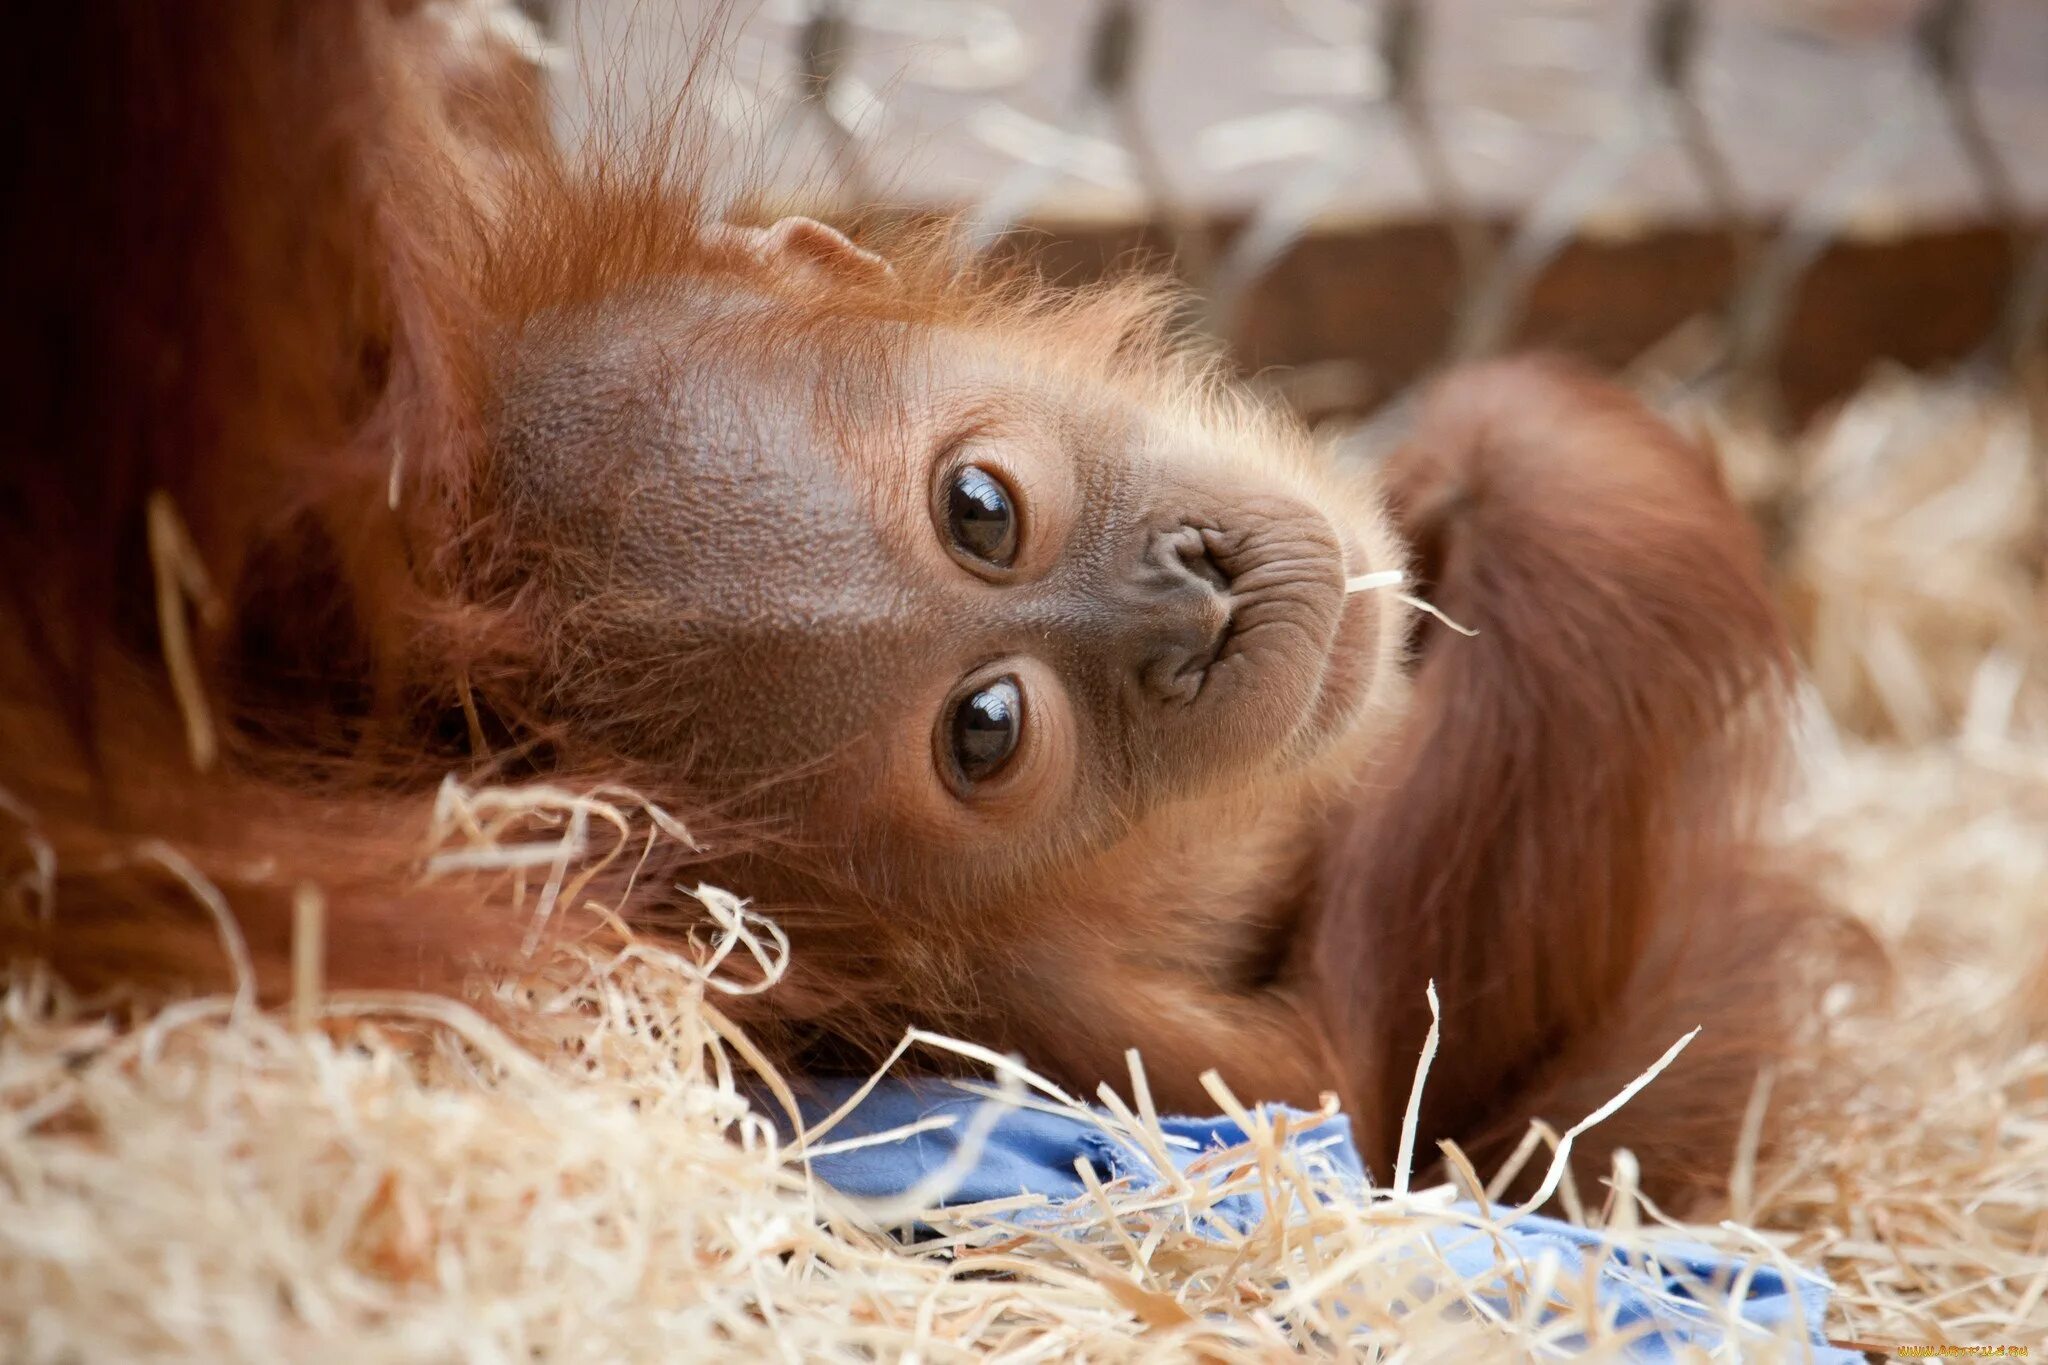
left=546, top=0, right=2048, bottom=739
left=552, top=1, right=2046, bottom=412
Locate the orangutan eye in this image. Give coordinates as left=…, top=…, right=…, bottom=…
left=944, top=675, right=1023, bottom=787
left=945, top=464, right=1018, bottom=566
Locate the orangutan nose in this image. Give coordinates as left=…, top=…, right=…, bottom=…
left=1135, top=525, right=1234, bottom=703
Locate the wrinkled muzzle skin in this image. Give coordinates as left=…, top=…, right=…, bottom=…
left=1074, top=468, right=1363, bottom=793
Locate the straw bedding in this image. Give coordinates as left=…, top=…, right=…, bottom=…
left=1, top=372, right=2042, bottom=1361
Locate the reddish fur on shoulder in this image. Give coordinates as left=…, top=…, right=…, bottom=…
left=1312, top=359, right=1860, bottom=1197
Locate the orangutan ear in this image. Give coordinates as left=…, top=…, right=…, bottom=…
left=708, top=216, right=893, bottom=284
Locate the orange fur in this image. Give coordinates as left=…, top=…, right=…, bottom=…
left=1312, top=360, right=1859, bottom=1197
left=0, top=3, right=1860, bottom=1209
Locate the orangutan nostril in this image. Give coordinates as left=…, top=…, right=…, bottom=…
left=1178, top=534, right=1231, bottom=594
left=1131, top=525, right=1239, bottom=705
left=1156, top=525, right=1231, bottom=596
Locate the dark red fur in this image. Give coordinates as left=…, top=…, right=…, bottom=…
left=0, top=2, right=1858, bottom=1208
left=1313, top=362, right=1848, bottom=1194
left=0, top=2, right=565, bottom=1001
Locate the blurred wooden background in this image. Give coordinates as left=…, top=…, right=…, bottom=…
left=533, top=0, right=2048, bottom=426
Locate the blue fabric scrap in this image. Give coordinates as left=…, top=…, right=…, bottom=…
left=785, top=1077, right=1858, bottom=1363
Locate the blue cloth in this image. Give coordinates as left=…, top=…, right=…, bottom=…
left=785, top=1078, right=1857, bottom=1363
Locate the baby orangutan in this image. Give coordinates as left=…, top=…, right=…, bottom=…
left=0, top=1, right=1846, bottom=1205
left=483, top=240, right=1824, bottom=1198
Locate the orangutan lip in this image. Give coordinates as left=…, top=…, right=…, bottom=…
left=1324, top=580, right=1373, bottom=685
left=1299, top=530, right=1386, bottom=743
